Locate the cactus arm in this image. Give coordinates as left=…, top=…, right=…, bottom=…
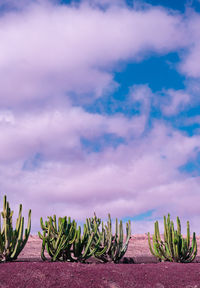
left=154, top=222, right=167, bottom=260
left=112, top=219, right=121, bottom=262
left=187, top=221, right=190, bottom=248
left=113, top=220, right=123, bottom=262
left=10, top=217, right=24, bottom=259
left=163, top=215, right=168, bottom=242
left=15, top=204, right=22, bottom=233
left=40, top=217, right=47, bottom=231
left=12, top=209, right=32, bottom=260
left=184, top=232, right=197, bottom=263
left=46, top=237, right=54, bottom=259
left=119, top=220, right=131, bottom=258
left=167, top=219, right=173, bottom=259
left=82, top=232, right=95, bottom=258
left=94, top=245, right=107, bottom=257
left=86, top=235, right=104, bottom=258
left=52, top=235, right=66, bottom=261
left=171, top=222, right=177, bottom=261
left=38, top=231, right=43, bottom=240
left=41, top=236, right=47, bottom=261
left=53, top=215, right=57, bottom=231
left=189, top=233, right=197, bottom=262
left=148, top=232, right=157, bottom=257
left=177, top=216, right=181, bottom=235
left=68, top=222, right=77, bottom=245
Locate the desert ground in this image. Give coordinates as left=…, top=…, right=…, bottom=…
left=0, top=235, right=200, bottom=287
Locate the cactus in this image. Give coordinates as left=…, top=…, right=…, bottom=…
left=148, top=214, right=197, bottom=263
left=0, top=195, right=31, bottom=262
left=88, top=213, right=131, bottom=263
left=38, top=215, right=77, bottom=261
left=71, top=222, right=106, bottom=262
left=38, top=215, right=105, bottom=262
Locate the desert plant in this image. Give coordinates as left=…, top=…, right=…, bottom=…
left=88, top=213, right=131, bottom=263
left=148, top=214, right=197, bottom=263
left=0, top=195, right=31, bottom=262
left=38, top=215, right=77, bottom=261
left=71, top=222, right=106, bottom=262
left=38, top=215, right=106, bottom=262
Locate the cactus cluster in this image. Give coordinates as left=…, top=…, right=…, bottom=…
left=38, top=213, right=131, bottom=263
left=88, top=213, right=131, bottom=263
left=0, top=195, right=31, bottom=262
left=38, top=215, right=107, bottom=262
left=148, top=214, right=197, bottom=263
left=38, top=215, right=76, bottom=261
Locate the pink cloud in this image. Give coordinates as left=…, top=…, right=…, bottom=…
left=1, top=120, right=200, bottom=233
left=179, top=11, right=200, bottom=78
left=161, top=89, right=191, bottom=116
left=0, top=2, right=187, bottom=106
left=0, top=107, right=146, bottom=162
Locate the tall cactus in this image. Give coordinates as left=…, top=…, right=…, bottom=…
left=148, top=214, right=197, bottom=263
left=0, top=195, right=31, bottom=262
left=89, top=213, right=131, bottom=263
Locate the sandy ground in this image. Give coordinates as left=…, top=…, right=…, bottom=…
left=1, top=235, right=200, bottom=288
left=18, top=234, right=200, bottom=263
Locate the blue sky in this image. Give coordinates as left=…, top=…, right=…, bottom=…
left=60, top=0, right=200, bottom=11
left=0, top=0, right=200, bottom=234
left=139, top=0, right=200, bottom=11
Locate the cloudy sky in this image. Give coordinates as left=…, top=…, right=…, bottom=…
left=1, top=0, right=200, bottom=234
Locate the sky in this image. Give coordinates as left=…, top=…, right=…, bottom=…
left=1, top=0, right=200, bottom=235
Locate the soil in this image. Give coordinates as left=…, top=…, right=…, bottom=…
left=0, top=235, right=200, bottom=287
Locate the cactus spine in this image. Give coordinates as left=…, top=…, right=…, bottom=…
left=0, top=195, right=31, bottom=262
left=148, top=214, right=197, bottom=263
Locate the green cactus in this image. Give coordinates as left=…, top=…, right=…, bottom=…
left=88, top=213, right=131, bottom=263
left=38, top=214, right=106, bottom=262
left=0, top=195, right=31, bottom=262
left=71, top=222, right=106, bottom=262
left=148, top=214, right=197, bottom=263
left=38, top=215, right=77, bottom=261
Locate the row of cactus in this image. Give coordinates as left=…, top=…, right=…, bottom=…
left=148, top=214, right=197, bottom=263
left=0, top=195, right=198, bottom=264
left=0, top=195, right=31, bottom=262
left=38, top=213, right=131, bottom=263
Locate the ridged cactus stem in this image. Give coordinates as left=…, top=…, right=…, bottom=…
left=0, top=195, right=31, bottom=262
left=187, top=221, right=190, bottom=248
left=148, top=214, right=197, bottom=263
